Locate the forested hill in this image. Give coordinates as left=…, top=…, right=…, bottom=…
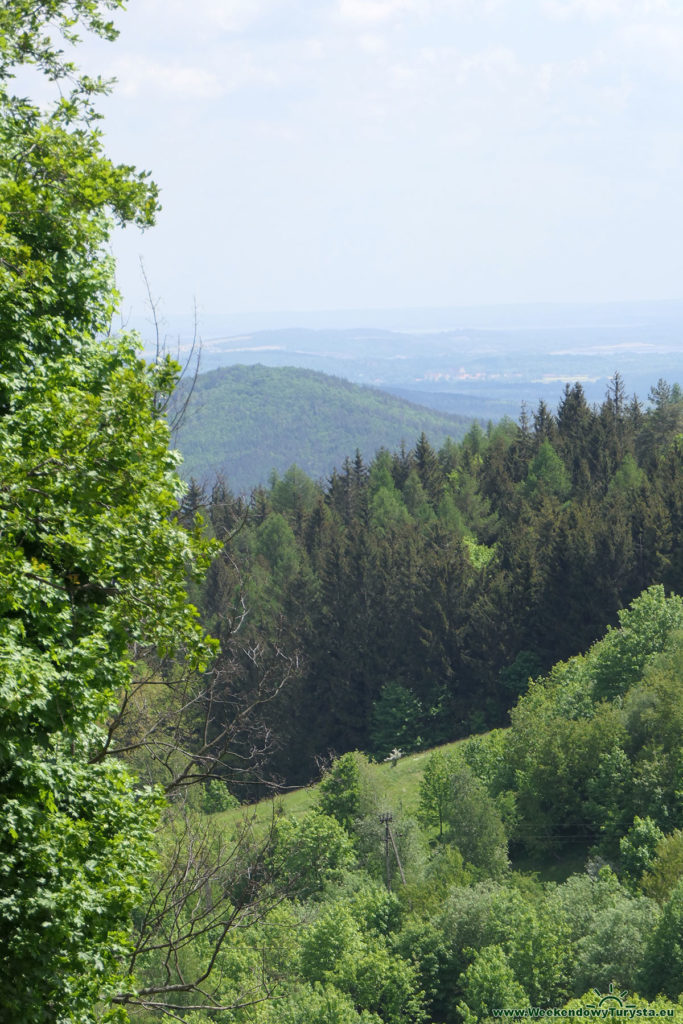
left=186, top=376, right=683, bottom=787
left=171, top=364, right=473, bottom=491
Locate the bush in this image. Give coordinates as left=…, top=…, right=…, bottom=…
left=619, top=816, right=664, bottom=887
left=201, top=780, right=240, bottom=814
left=318, top=752, right=378, bottom=830
left=270, top=811, right=356, bottom=899
left=444, top=765, right=509, bottom=877
left=457, top=945, right=528, bottom=1024
left=641, top=830, right=683, bottom=903
left=591, top=586, right=683, bottom=701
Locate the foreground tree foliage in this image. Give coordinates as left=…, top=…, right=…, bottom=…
left=0, top=3, right=217, bottom=1020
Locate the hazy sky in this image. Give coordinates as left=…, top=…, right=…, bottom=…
left=75, top=0, right=683, bottom=319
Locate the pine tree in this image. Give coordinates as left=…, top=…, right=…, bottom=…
left=414, top=431, right=443, bottom=505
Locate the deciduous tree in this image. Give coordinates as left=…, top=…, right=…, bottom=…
left=0, top=4, right=216, bottom=1019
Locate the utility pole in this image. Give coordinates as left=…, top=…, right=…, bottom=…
left=379, top=811, right=406, bottom=891
left=380, top=812, right=392, bottom=890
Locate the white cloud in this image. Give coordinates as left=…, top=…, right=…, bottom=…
left=619, top=22, right=683, bottom=79
left=536, top=57, right=589, bottom=93
left=358, top=33, right=388, bottom=53
left=541, top=0, right=670, bottom=20
left=457, top=46, right=520, bottom=84
left=335, top=0, right=505, bottom=25
left=88, top=0, right=683, bottom=313
left=110, top=51, right=280, bottom=100
left=112, top=59, right=225, bottom=99
left=135, top=0, right=281, bottom=35
left=337, top=0, right=421, bottom=25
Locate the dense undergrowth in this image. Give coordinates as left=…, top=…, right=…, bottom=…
left=129, top=587, right=683, bottom=1023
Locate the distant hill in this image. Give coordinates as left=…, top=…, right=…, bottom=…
left=384, top=386, right=521, bottom=420
left=170, top=364, right=473, bottom=492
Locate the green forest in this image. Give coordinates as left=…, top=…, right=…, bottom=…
left=2, top=3, right=683, bottom=1024
left=172, top=364, right=471, bottom=491
left=186, top=375, right=683, bottom=787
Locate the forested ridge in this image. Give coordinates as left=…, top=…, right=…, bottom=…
left=171, top=363, right=472, bottom=491
left=3, top=2, right=683, bottom=1022
left=186, top=375, right=683, bottom=786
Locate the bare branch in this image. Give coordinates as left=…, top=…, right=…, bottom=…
left=138, top=258, right=202, bottom=428
left=114, top=808, right=292, bottom=1014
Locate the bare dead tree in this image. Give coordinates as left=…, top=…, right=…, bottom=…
left=91, top=598, right=297, bottom=798
left=95, top=550, right=302, bottom=1017
left=113, top=807, right=294, bottom=1016
left=137, top=258, right=202, bottom=435
left=91, top=457, right=293, bottom=795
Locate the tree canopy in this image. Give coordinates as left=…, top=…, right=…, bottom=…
left=0, top=3, right=214, bottom=1019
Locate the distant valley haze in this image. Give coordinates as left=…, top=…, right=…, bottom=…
left=134, top=299, right=683, bottom=423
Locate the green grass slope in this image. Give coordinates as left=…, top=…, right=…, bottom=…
left=215, top=739, right=467, bottom=834
left=171, top=364, right=473, bottom=492
left=214, top=735, right=585, bottom=883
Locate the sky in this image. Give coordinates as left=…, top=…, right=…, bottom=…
left=70, top=0, right=683, bottom=321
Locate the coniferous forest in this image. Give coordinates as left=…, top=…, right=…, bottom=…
left=3, top=3, right=683, bottom=1024
left=187, top=380, right=683, bottom=788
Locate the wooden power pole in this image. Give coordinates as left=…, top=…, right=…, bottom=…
left=379, top=812, right=406, bottom=891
